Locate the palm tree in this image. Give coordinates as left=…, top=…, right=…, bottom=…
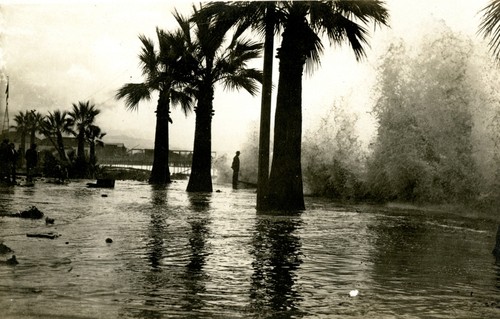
left=12, top=110, right=31, bottom=166
left=184, top=6, right=263, bottom=192
left=197, top=1, right=277, bottom=207
left=116, top=27, right=193, bottom=185
left=479, top=0, right=500, bottom=62
left=69, top=101, right=101, bottom=162
left=266, top=1, right=388, bottom=210
left=86, top=124, right=106, bottom=165
left=40, top=110, right=72, bottom=163
left=199, top=1, right=388, bottom=210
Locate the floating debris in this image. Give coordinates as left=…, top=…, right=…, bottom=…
left=349, top=289, right=359, bottom=297
left=87, top=179, right=115, bottom=188
left=6, top=255, right=18, bottom=265
left=0, top=242, right=13, bottom=254
left=0, top=255, right=18, bottom=265
left=26, top=232, right=60, bottom=239
left=45, top=217, right=55, bottom=224
left=105, top=238, right=113, bottom=243
left=18, top=206, right=44, bottom=219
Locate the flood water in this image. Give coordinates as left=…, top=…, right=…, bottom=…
left=0, top=180, right=499, bottom=318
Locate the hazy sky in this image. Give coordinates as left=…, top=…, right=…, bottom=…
left=0, top=0, right=492, bottom=154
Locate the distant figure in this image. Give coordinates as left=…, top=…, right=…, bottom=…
left=9, top=143, right=18, bottom=184
left=25, top=143, right=38, bottom=183
left=231, top=151, right=240, bottom=189
left=56, top=164, right=68, bottom=184
left=0, top=139, right=10, bottom=182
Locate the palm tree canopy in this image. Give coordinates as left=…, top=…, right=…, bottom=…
left=199, top=1, right=388, bottom=71
left=86, top=124, right=106, bottom=142
left=187, top=5, right=264, bottom=98
left=13, top=110, right=30, bottom=131
left=116, top=26, right=194, bottom=114
left=41, top=110, right=72, bottom=136
left=26, top=110, right=43, bottom=132
left=479, top=0, right=500, bottom=62
left=282, top=1, right=388, bottom=70
left=69, top=101, right=101, bottom=136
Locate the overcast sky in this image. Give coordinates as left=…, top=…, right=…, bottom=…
left=0, top=0, right=492, bottom=154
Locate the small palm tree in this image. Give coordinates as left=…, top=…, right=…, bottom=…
left=116, top=27, right=193, bottom=185
left=69, top=101, right=101, bottom=162
left=479, top=0, right=500, bottom=62
left=183, top=7, right=263, bottom=192
left=85, top=124, right=106, bottom=165
left=197, top=1, right=277, bottom=207
left=40, top=110, right=72, bottom=163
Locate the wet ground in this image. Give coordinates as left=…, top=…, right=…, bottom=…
left=0, top=179, right=499, bottom=318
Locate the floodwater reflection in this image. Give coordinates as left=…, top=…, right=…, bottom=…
left=181, top=193, right=212, bottom=315
left=249, top=212, right=304, bottom=318
left=1, top=180, right=499, bottom=318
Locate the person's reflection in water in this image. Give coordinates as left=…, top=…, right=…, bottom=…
left=0, top=186, right=15, bottom=216
left=249, top=212, right=304, bottom=318
left=181, top=193, right=212, bottom=314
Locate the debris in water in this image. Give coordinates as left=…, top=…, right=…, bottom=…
left=87, top=179, right=115, bottom=188
left=18, top=206, right=44, bottom=219
left=5, top=255, right=18, bottom=265
left=26, top=232, right=60, bottom=239
left=349, top=289, right=359, bottom=297
left=0, top=242, right=13, bottom=254
left=45, top=217, right=55, bottom=224
left=105, top=238, right=113, bottom=243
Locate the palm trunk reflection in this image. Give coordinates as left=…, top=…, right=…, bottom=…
left=250, top=213, right=304, bottom=317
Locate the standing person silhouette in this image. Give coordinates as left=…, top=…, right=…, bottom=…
left=9, top=143, right=18, bottom=184
left=0, top=139, right=10, bottom=183
left=231, top=151, right=240, bottom=189
left=25, top=143, right=38, bottom=183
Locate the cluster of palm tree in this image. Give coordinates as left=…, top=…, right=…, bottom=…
left=12, top=101, right=103, bottom=177
left=116, top=7, right=263, bottom=190
left=117, top=1, right=389, bottom=211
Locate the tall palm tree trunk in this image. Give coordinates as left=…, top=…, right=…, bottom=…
left=149, top=93, right=172, bottom=184
left=257, top=5, right=275, bottom=210
left=187, top=88, right=214, bottom=192
left=267, top=23, right=306, bottom=211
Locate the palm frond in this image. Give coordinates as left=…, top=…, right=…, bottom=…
left=170, top=89, right=194, bottom=116
left=115, top=83, right=152, bottom=111
left=221, top=68, right=263, bottom=96
left=332, top=0, right=389, bottom=27
left=479, top=0, right=500, bottom=62
left=138, top=34, right=159, bottom=77
left=173, top=9, right=192, bottom=45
